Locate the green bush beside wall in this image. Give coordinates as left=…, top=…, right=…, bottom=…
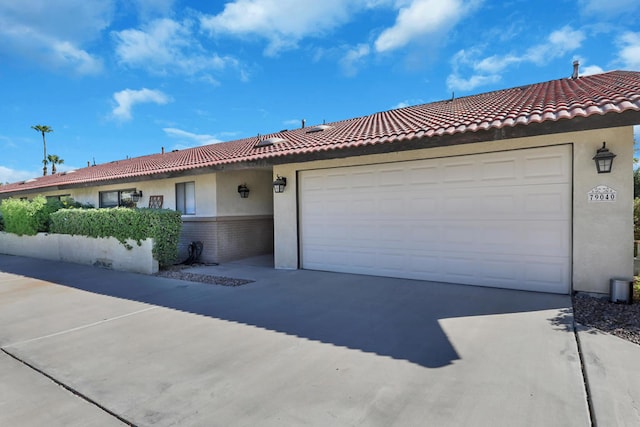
left=50, top=208, right=182, bottom=267
left=0, top=196, right=60, bottom=236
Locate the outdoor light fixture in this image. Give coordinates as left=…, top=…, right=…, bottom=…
left=593, top=142, right=616, bottom=174
left=131, top=190, right=143, bottom=202
left=273, top=176, right=287, bottom=193
left=238, top=183, right=250, bottom=198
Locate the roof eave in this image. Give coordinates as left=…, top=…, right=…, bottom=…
left=268, top=109, right=640, bottom=165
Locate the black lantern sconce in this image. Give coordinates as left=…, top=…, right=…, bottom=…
left=131, top=190, right=143, bottom=202
left=238, top=183, right=250, bottom=198
left=273, top=176, right=287, bottom=193
left=593, top=142, right=616, bottom=174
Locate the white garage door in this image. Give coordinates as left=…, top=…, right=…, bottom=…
left=299, top=145, right=571, bottom=294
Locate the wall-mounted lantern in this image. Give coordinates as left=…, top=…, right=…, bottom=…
left=273, top=176, right=287, bottom=193
left=593, top=142, right=616, bottom=174
left=131, top=190, right=143, bottom=202
left=238, top=183, right=250, bottom=198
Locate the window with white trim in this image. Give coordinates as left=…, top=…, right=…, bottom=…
left=176, top=181, right=195, bottom=215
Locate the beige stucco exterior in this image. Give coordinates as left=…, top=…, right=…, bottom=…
left=273, top=126, right=635, bottom=294
left=2, top=168, right=275, bottom=266
left=2, top=125, right=635, bottom=293
left=21, top=169, right=274, bottom=218
left=215, top=169, right=274, bottom=217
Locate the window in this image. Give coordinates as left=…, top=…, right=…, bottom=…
left=176, top=181, right=195, bottom=215
left=46, top=194, right=70, bottom=201
left=99, top=189, right=136, bottom=208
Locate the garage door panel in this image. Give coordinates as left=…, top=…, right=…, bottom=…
left=409, top=166, right=439, bottom=184
left=481, top=158, right=518, bottom=181
left=351, top=171, right=376, bottom=187
left=523, top=258, right=570, bottom=293
left=300, top=145, right=571, bottom=293
left=524, top=154, right=568, bottom=180
left=408, top=197, right=439, bottom=214
left=481, top=258, right=521, bottom=281
left=443, top=162, right=476, bottom=183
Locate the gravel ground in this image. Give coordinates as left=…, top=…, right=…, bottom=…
left=573, top=288, right=640, bottom=346
left=155, top=264, right=253, bottom=287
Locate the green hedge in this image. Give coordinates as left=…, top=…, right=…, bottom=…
left=50, top=208, right=182, bottom=267
left=0, top=196, right=60, bottom=236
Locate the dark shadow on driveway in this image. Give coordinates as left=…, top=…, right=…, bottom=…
left=0, top=255, right=571, bottom=369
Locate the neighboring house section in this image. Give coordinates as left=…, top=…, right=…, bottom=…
left=2, top=70, right=640, bottom=294
left=1, top=169, right=274, bottom=264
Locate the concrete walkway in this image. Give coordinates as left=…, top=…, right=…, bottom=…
left=0, top=254, right=636, bottom=426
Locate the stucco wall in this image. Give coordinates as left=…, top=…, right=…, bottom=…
left=572, top=127, right=634, bottom=293
left=273, top=126, right=635, bottom=294
left=13, top=173, right=218, bottom=216
left=215, top=169, right=274, bottom=216
left=19, top=169, right=275, bottom=219
left=0, top=232, right=158, bottom=274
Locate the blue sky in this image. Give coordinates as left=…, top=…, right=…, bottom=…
left=1, top=0, right=640, bottom=183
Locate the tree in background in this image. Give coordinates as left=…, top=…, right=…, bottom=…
left=31, top=124, right=53, bottom=176
left=47, top=154, right=64, bottom=174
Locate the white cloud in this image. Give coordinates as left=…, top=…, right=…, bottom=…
left=617, top=32, right=640, bottom=70
left=200, top=0, right=378, bottom=56
left=111, top=88, right=172, bottom=121
left=447, top=73, right=501, bottom=92
left=0, top=0, right=110, bottom=74
left=374, top=0, right=472, bottom=53
left=581, top=65, right=605, bottom=76
left=163, top=127, right=223, bottom=149
left=523, top=26, right=585, bottom=65
left=52, top=41, right=103, bottom=74
left=340, top=44, right=370, bottom=76
left=579, top=0, right=640, bottom=17
left=0, top=166, right=39, bottom=184
left=393, top=98, right=425, bottom=109
left=113, top=18, right=239, bottom=77
left=447, top=26, right=586, bottom=92
left=474, top=54, right=520, bottom=74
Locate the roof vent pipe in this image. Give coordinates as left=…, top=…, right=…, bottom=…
left=87, top=161, right=90, bottom=167
left=162, top=146, right=165, bottom=154
left=302, top=119, right=306, bottom=129
left=572, top=60, right=579, bottom=79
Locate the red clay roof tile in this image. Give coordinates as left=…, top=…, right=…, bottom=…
left=2, top=70, right=640, bottom=194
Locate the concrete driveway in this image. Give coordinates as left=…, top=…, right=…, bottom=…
left=0, top=254, right=591, bottom=426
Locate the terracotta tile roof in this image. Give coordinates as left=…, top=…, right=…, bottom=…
left=2, top=70, right=640, bottom=194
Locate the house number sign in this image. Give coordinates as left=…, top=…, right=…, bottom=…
left=587, top=185, right=616, bottom=202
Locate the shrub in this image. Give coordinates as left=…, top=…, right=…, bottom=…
left=50, top=208, right=182, bottom=267
left=0, top=196, right=61, bottom=235
left=0, top=212, right=3, bottom=231
left=59, top=196, right=94, bottom=210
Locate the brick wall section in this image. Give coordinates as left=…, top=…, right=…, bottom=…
left=178, top=216, right=273, bottom=264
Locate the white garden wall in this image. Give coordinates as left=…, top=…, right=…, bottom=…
left=0, top=232, right=158, bottom=274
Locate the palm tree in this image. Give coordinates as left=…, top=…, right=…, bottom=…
left=31, top=124, right=53, bottom=176
left=47, top=154, right=64, bottom=174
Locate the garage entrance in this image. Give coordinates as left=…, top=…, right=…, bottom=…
left=299, top=145, right=572, bottom=293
